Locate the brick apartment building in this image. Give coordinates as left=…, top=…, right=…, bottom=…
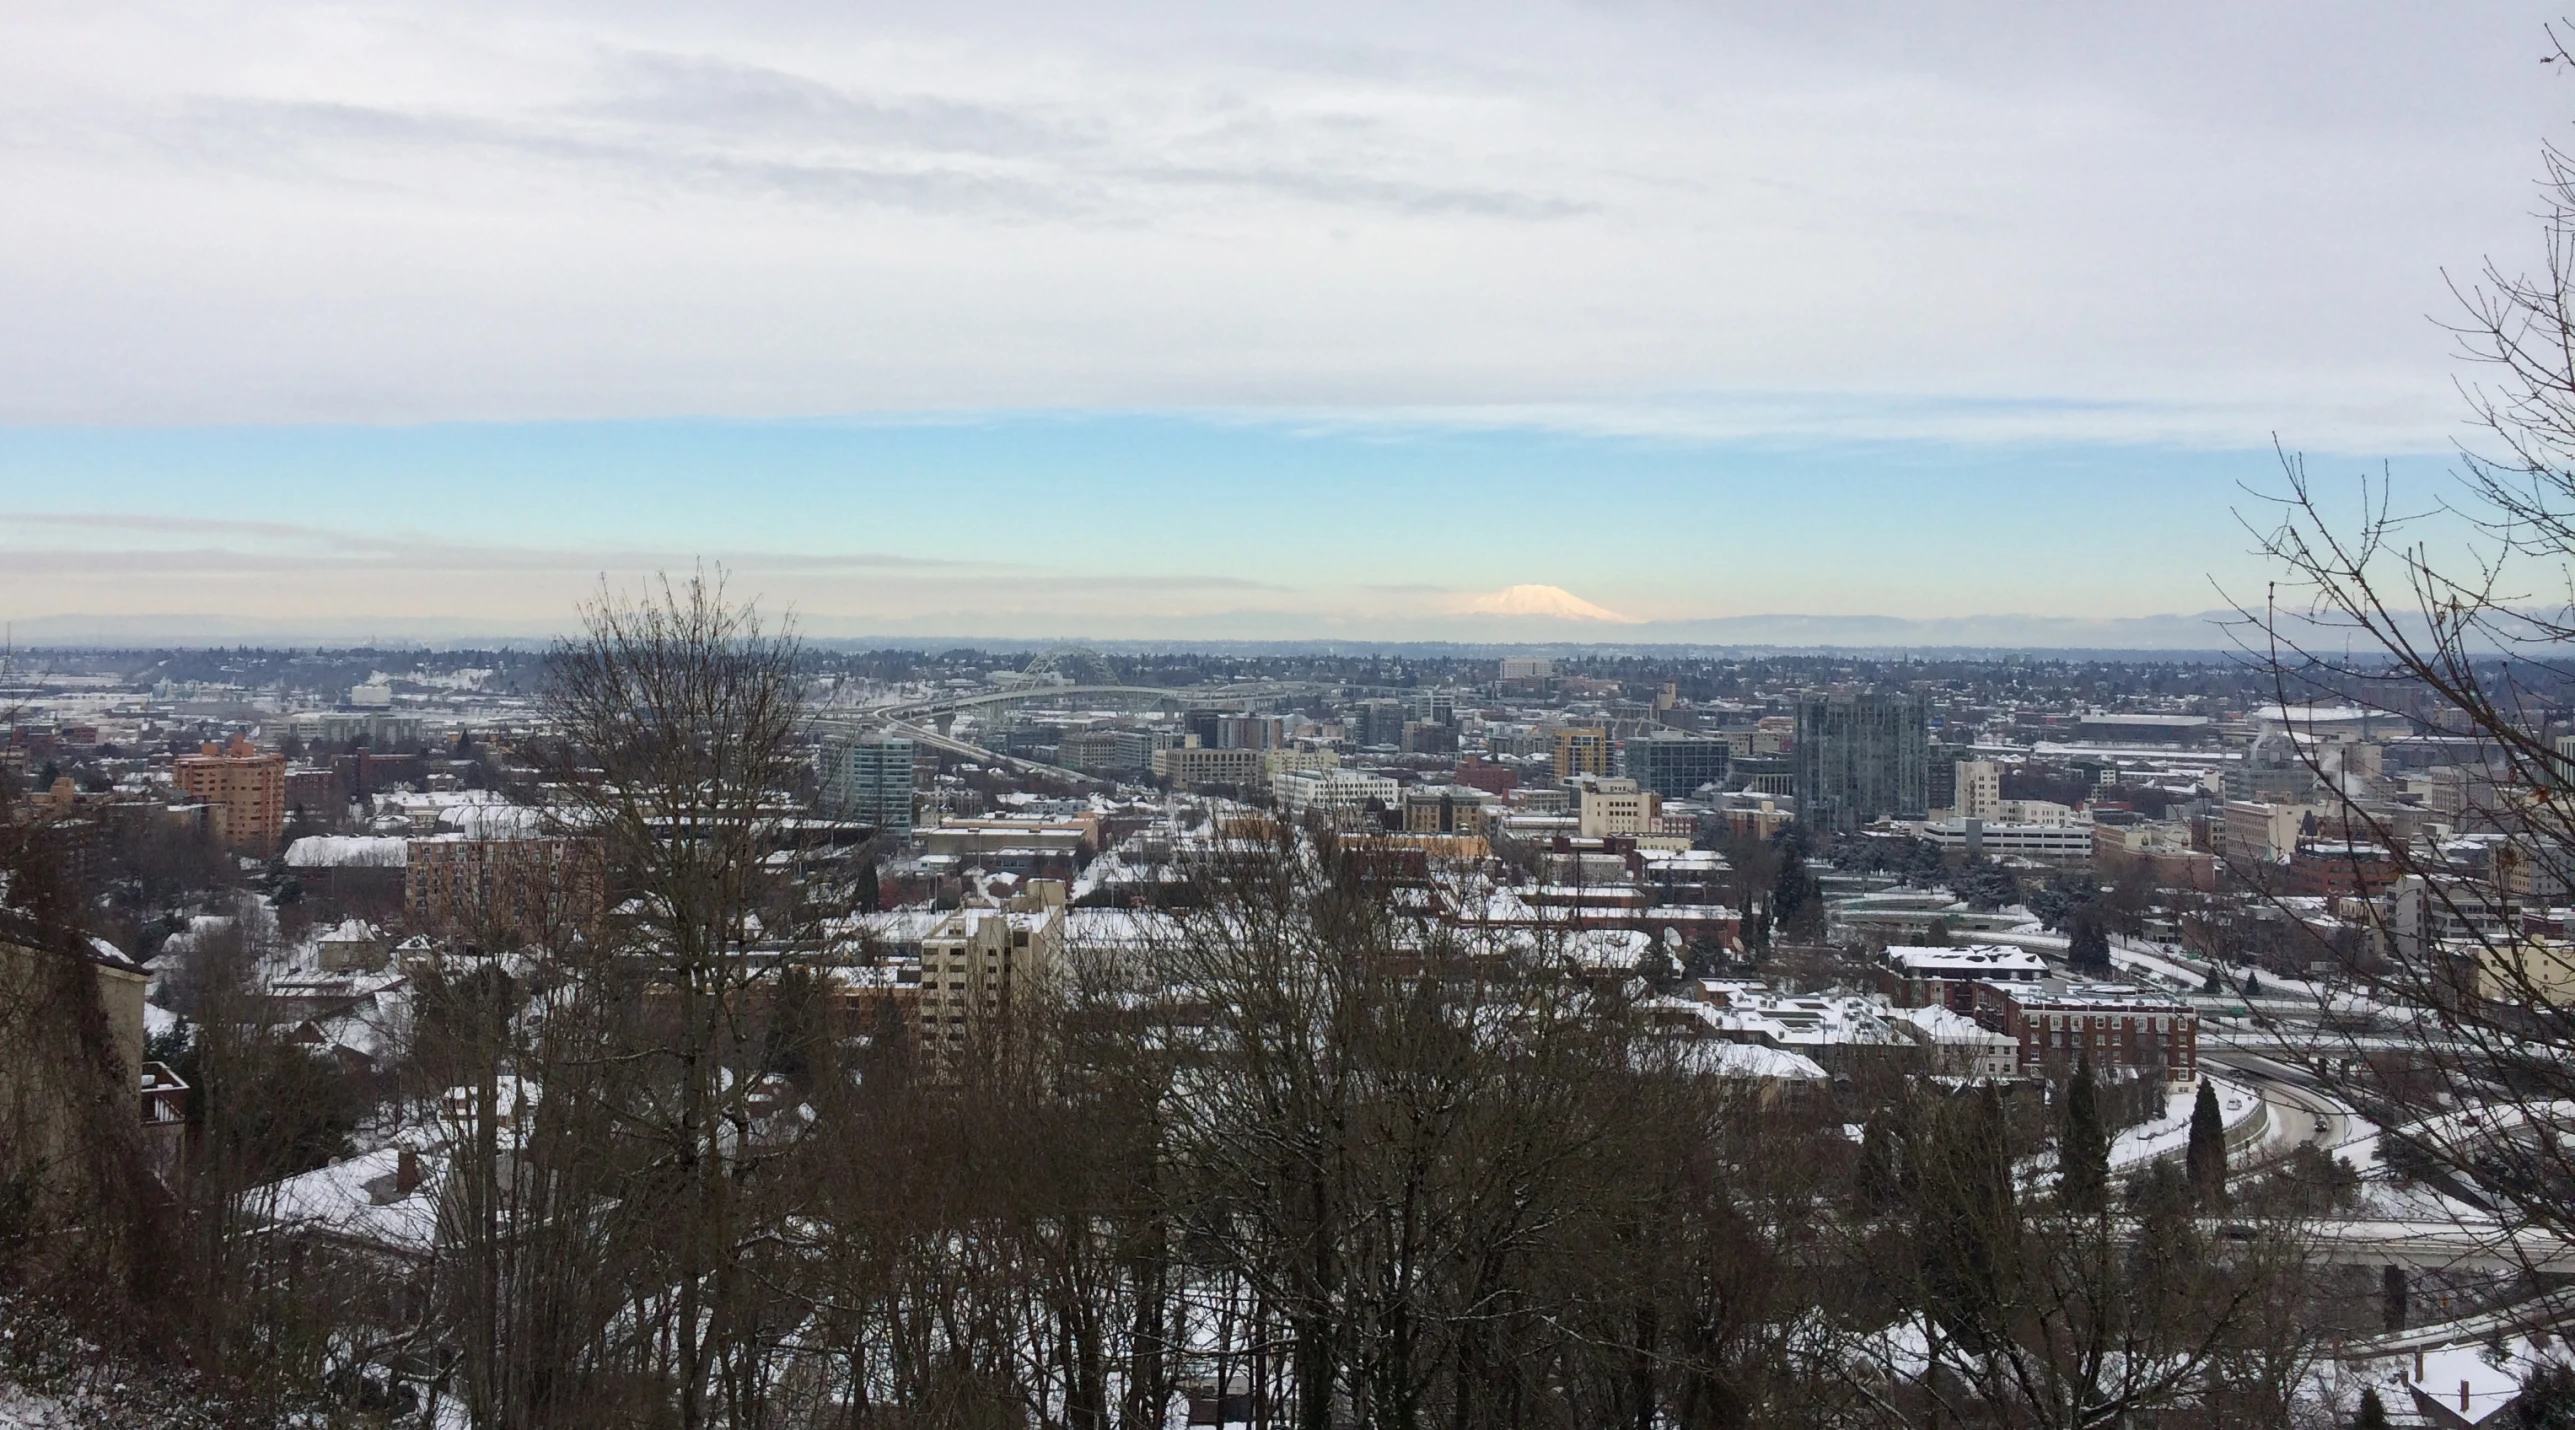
left=405, top=834, right=604, bottom=943
left=1876, top=944, right=2051, bottom=1014
left=174, top=735, right=286, bottom=852
left=1971, top=979, right=2198, bottom=1080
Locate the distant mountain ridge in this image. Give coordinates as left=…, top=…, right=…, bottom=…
left=3, top=608, right=2251, bottom=653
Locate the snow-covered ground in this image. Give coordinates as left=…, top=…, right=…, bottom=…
left=2109, top=1077, right=2260, bottom=1171
left=0, top=1383, right=69, bottom=1430
left=2106, top=936, right=2210, bottom=991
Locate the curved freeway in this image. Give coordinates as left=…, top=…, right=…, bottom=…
left=2203, top=1049, right=2368, bottom=1172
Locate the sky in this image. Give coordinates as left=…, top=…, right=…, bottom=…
left=0, top=0, right=2562, bottom=645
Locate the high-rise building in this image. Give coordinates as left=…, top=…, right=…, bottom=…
left=1185, top=710, right=1283, bottom=750
left=1622, top=731, right=1731, bottom=799
left=1349, top=700, right=1407, bottom=749
left=1552, top=726, right=1612, bottom=780
left=1406, top=687, right=1460, bottom=724
left=819, top=731, right=916, bottom=842
left=1926, top=745, right=1974, bottom=813
left=1793, top=691, right=1928, bottom=833
left=174, top=736, right=287, bottom=852
left=1183, top=710, right=1224, bottom=749
left=917, top=881, right=1065, bottom=1073
left=1952, top=759, right=2003, bottom=820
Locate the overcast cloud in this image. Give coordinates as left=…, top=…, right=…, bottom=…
left=1, top=0, right=2562, bottom=444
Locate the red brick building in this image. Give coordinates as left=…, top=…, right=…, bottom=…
left=1877, top=945, right=2051, bottom=1014
left=1971, top=979, right=2198, bottom=1080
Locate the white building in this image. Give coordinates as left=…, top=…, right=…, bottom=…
left=1884, top=1004, right=2020, bottom=1080
left=1916, top=819, right=2095, bottom=864
left=1275, top=768, right=1399, bottom=824
left=2220, top=799, right=2311, bottom=864
left=1572, top=776, right=1661, bottom=839
left=1953, top=759, right=2003, bottom=820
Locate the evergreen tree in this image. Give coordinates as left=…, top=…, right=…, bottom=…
left=2067, top=904, right=2113, bottom=975
left=1771, top=845, right=1824, bottom=944
left=2203, top=961, right=2225, bottom=995
left=2125, top=1161, right=2201, bottom=1333
left=2514, top=1362, right=2575, bottom=1427
left=2060, top=1057, right=2109, bottom=1215
left=1682, top=931, right=1725, bottom=979
left=2356, top=1386, right=2389, bottom=1430
left=856, top=861, right=882, bottom=914
left=1956, top=859, right=2024, bottom=912
left=2186, top=1078, right=2228, bottom=1206
left=2243, top=970, right=2264, bottom=998
left=1922, top=915, right=1953, bottom=947
left=2382, top=1263, right=2408, bottom=1333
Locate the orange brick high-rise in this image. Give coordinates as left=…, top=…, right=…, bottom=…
left=174, top=736, right=287, bottom=853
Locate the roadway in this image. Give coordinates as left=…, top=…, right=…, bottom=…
left=2191, top=1053, right=2575, bottom=1273
left=2201, top=1049, right=2366, bottom=1172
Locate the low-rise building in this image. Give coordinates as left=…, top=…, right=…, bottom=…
left=2220, top=800, right=2313, bottom=865
left=918, top=815, right=1100, bottom=878
left=2470, top=935, right=2575, bottom=1007
left=1400, top=784, right=1491, bottom=835
left=1878, top=944, right=2051, bottom=1013
left=0, top=920, right=181, bottom=1206
left=1275, top=768, right=1398, bottom=825
left=1917, top=818, right=2096, bottom=865
left=315, top=918, right=392, bottom=973
left=1152, top=744, right=1265, bottom=792
left=2093, top=821, right=2216, bottom=890
left=1573, top=776, right=1659, bottom=839
left=1884, top=1004, right=2021, bottom=1080
left=1262, top=747, right=1341, bottom=783
left=1971, top=979, right=2198, bottom=1080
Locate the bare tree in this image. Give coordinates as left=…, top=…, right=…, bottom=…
left=2243, top=56, right=2575, bottom=1256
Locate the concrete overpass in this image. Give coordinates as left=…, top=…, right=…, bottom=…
left=873, top=718, right=1109, bottom=788
left=2306, top=1218, right=2575, bottom=1272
